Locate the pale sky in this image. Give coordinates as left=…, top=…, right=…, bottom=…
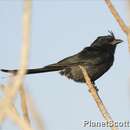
left=0, top=1, right=130, bottom=130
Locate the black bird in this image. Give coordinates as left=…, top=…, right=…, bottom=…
left=1, top=32, right=123, bottom=84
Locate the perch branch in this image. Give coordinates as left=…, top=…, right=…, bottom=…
left=79, top=65, right=118, bottom=130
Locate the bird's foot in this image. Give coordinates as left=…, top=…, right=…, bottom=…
left=94, top=85, right=99, bottom=92
left=92, top=81, right=99, bottom=92
left=88, top=82, right=99, bottom=93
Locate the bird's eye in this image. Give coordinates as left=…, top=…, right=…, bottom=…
left=99, top=36, right=114, bottom=42
left=98, top=36, right=107, bottom=41
left=97, top=37, right=103, bottom=41
left=106, top=37, right=114, bottom=42
left=97, top=36, right=102, bottom=39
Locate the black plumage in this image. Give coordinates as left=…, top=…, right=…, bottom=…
left=1, top=32, right=123, bottom=83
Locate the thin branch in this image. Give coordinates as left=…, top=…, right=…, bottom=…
left=19, top=85, right=30, bottom=123
left=8, top=0, right=32, bottom=100
left=0, top=0, right=32, bottom=108
left=128, top=30, right=130, bottom=51
left=0, top=109, right=5, bottom=123
left=27, top=93, right=45, bottom=130
left=0, top=0, right=32, bottom=127
left=127, top=0, right=130, bottom=24
left=104, top=0, right=130, bottom=52
left=104, top=0, right=128, bottom=34
left=6, top=106, right=33, bottom=130
left=79, top=66, right=118, bottom=130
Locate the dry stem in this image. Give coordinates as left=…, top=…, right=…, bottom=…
left=0, top=0, right=32, bottom=130
left=79, top=66, right=118, bottom=130
left=104, top=0, right=130, bottom=51
left=19, top=85, right=30, bottom=123
left=27, top=93, right=45, bottom=130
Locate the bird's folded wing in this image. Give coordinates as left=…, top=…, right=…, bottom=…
left=57, top=47, right=111, bottom=66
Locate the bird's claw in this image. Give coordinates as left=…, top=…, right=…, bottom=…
left=88, top=85, right=99, bottom=93
left=94, top=85, right=99, bottom=92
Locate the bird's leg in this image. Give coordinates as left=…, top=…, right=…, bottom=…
left=92, top=81, right=99, bottom=92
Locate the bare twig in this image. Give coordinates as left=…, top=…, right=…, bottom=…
left=0, top=0, right=32, bottom=128
left=6, top=106, right=33, bottom=130
left=128, top=30, right=130, bottom=51
left=104, top=0, right=128, bottom=34
left=0, top=0, right=32, bottom=107
left=127, top=0, right=130, bottom=24
left=7, top=0, right=32, bottom=100
left=104, top=0, right=130, bottom=52
left=19, top=85, right=30, bottom=123
left=27, top=93, right=45, bottom=130
left=79, top=66, right=118, bottom=130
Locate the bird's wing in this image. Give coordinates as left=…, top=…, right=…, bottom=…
left=1, top=47, right=112, bottom=74
left=57, top=47, right=111, bottom=66
left=78, top=47, right=112, bottom=65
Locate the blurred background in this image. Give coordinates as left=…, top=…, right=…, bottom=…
left=0, top=0, right=130, bottom=130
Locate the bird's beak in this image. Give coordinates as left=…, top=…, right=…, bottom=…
left=112, top=39, right=123, bottom=45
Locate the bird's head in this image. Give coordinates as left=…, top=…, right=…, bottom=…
left=91, top=31, right=123, bottom=48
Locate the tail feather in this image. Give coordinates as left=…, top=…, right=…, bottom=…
left=1, top=64, right=66, bottom=74
left=1, top=69, right=17, bottom=74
